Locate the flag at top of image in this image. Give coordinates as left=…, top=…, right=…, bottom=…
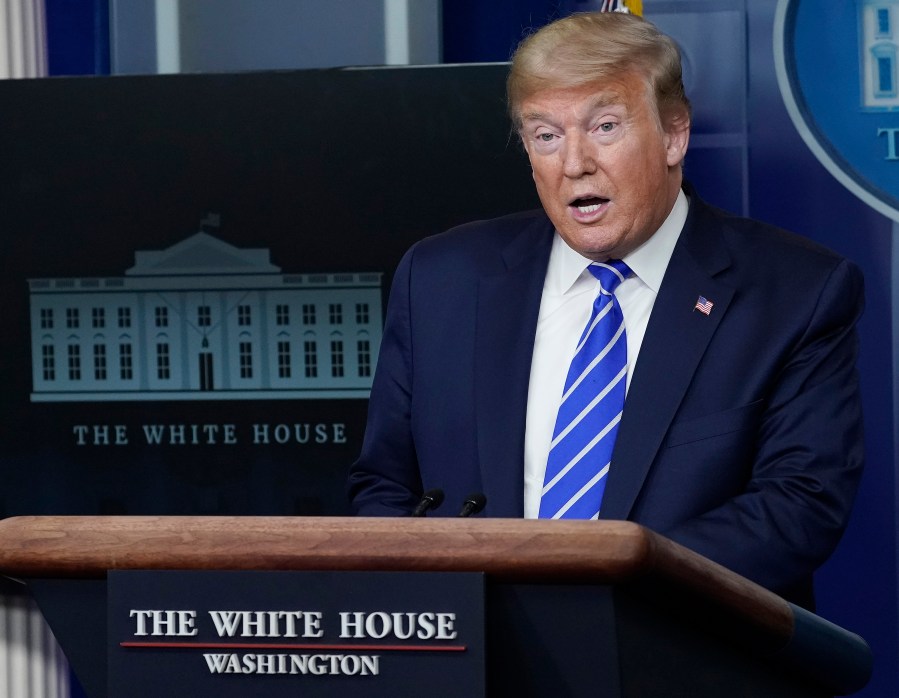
left=599, top=0, right=642, bottom=15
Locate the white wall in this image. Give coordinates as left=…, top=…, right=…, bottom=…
left=0, top=0, right=47, bottom=78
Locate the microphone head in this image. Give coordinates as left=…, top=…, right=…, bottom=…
left=463, top=493, right=487, bottom=515
left=423, top=488, right=445, bottom=508
left=411, top=488, right=445, bottom=517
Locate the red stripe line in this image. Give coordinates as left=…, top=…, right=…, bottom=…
left=120, top=642, right=466, bottom=652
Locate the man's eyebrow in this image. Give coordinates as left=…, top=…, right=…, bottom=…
left=590, top=93, right=625, bottom=109
left=520, top=93, right=626, bottom=125
left=520, top=110, right=551, bottom=124
left=582, top=90, right=627, bottom=113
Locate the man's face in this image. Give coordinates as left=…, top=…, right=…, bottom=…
left=519, top=75, right=689, bottom=261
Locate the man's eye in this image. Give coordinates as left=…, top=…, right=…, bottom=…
left=537, top=133, right=555, bottom=142
left=598, top=122, right=616, bottom=132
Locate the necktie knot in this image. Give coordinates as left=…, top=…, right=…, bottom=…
left=588, top=260, right=630, bottom=296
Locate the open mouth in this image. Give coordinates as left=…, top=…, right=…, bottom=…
left=570, top=196, right=608, bottom=214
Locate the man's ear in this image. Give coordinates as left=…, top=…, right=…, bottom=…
left=664, top=113, right=690, bottom=168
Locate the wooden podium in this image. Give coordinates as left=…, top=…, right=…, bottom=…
left=0, top=516, right=872, bottom=697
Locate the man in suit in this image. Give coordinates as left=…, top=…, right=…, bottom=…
left=347, top=11, right=864, bottom=608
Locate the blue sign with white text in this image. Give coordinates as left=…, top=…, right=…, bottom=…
left=775, top=0, right=899, bottom=222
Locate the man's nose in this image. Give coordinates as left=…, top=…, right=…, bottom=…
left=562, top=132, right=597, bottom=178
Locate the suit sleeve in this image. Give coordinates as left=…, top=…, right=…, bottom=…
left=661, top=258, right=865, bottom=598
left=347, top=244, right=423, bottom=515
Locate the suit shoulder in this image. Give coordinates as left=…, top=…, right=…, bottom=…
left=700, top=203, right=859, bottom=277
left=413, top=209, right=549, bottom=257
left=421, top=209, right=548, bottom=248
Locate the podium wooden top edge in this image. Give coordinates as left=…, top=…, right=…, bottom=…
left=1, top=515, right=662, bottom=578
left=0, top=515, right=734, bottom=581
left=0, top=515, right=791, bottom=633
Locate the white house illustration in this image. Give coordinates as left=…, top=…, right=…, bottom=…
left=860, top=0, right=899, bottom=109
left=29, top=231, right=382, bottom=402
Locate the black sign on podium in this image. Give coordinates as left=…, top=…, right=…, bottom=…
left=108, top=570, right=486, bottom=697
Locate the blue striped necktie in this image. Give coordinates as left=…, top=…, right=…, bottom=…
left=539, top=259, right=630, bottom=520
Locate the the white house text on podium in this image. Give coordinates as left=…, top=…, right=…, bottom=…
left=28, top=232, right=383, bottom=402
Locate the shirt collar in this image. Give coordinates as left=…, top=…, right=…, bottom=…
left=550, top=188, right=689, bottom=295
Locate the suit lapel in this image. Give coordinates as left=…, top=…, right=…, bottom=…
left=600, top=196, right=735, bottom=521
left=475, top=216, right=554, bottom=517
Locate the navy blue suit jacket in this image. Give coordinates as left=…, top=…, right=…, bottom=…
left=348, top=188, right=865, bottom=607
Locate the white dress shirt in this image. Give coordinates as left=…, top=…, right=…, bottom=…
left=523, top=190, right=689, bottom=518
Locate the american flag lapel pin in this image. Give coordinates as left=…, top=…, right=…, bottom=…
left=694, top=295, right=714, bottom=316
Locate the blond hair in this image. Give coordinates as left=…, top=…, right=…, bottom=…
left=507, top=12, right=690, bottom=131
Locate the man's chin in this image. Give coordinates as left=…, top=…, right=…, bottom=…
left=557, top=228, right=626, bottom=262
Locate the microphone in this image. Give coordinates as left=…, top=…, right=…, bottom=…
left=458, top=493, right=487, bottom=517
left=411, top=489, right=445, bottom=517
